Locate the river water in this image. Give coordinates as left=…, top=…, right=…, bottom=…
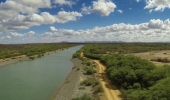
left=0, top=45, right=82, bottom=100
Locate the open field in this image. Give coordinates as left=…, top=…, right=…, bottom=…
left=131, top=50, right=170, bottom=66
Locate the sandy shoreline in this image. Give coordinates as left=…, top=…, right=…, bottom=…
left=53, top=58, right=82, bottom=100
left=0, top=49, right=62, bottom=68
left=0, top=56, right=30, bottom=68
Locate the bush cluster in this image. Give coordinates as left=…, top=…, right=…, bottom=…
left=83, top=43, right=170, bottom=100
left=80, top=78, right=95, bottom=86
left=72, top=94, right=93, bottom=100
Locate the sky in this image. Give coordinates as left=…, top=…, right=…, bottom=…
left=0, top=0, right=170, bottom=43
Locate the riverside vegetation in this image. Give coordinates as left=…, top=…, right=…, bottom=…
left=72, top=49, right=103, bottom=100
left=0, top=43, right=77, bottom=60
left=75, top=43, right=170, bottom=100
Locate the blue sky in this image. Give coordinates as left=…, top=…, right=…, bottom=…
left=0, top=0, right=170, bottom=43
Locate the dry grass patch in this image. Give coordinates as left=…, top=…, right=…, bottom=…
left=130, top=50, right=170, bottom=66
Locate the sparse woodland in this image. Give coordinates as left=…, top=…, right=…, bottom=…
left=0, top=43, right=76, bottom=59
left=79, top=43, right=170, bottom=100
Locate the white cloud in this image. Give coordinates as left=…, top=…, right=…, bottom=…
left=0, top=0, right=82, bottom=33
left=1, top=36, right=11, bottom=39
left=117, top=10, right=123, bottom=13
left=56, top=11, right=82, bottom=23
left=144, top=0, right=170, bottom=12
left=0, top=0, right=84, bottom=43
left=44, top=27, right=76, bottom=37
left=0, top=11, right=82, bottom=32
left=1, top=14, right=37, bottom=31
left=14, top=0, right=51, bottom=8
left=27, top=31, right=35, bottom=35
left=148, top=19, right=164, bottom=29
left=49, top=26, right=58, bottom=31
left=53, top=0, right=75, bottom=6
left=1, top=19, right=170, bottom=43
left=81, top=0, right=116, bottom=16
left=40, top=12, right=56, bottom=24
left=8, top=32, right=25, bottom=37
left=0, top=0, right=38, bottom=20
left=33, top=11, right=82, bottom=24
left=0, top=0, right=52, bottom=21
left=136, top=0, right=140, bottom=2
left=164, top=19, right=170, bottom=26
left=41, top=19, right=170, bottom=42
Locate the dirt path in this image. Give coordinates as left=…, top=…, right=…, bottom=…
left=81, top=52, right=121, bottom=100
left=80, top=52, right=83, bottom=58
left=93, top=60, right=121, bottom=100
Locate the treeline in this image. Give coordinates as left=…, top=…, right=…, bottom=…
left=72, top=49, right=82, bottom=59
left=82, top=43, right=170, bottom=100
left=101, top=55, right=170, bottom=100
left=82, top=43, right=170, bottom=54
left=0, top=43, right=76, bottom=59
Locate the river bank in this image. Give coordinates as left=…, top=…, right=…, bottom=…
left=53, top=58, right=82, bottom=100
left=53, top=57, right=94, bottom=100
left=0, top=49, right=63, bottom=68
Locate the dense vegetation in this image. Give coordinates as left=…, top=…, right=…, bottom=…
left=82, top=43, right=170, bottom=100
left=72, top=49, right=82, bottom=59
left=0, top=43, right=76, bottom=59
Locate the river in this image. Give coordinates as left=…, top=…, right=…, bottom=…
left=0, top=45, right=82, bottom=100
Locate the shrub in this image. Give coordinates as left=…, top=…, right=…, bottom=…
left=150, top=57, right=170, bottom=63
left=94, top=85, right=103, bottom=93
left=72, top=94, right=93, bottom=100
left=29, top=56, right=35, bottom=60
left=77, top=68, right=80, bottom=71
left=84, top=66, right=96, bottom=75
left=79, top=87, right=85, bottom=90
left=133, top=83, right=141, bottom=89
left=80, top=78, right=94, bottom=86
left=94, top=80, right=100, bottom=86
